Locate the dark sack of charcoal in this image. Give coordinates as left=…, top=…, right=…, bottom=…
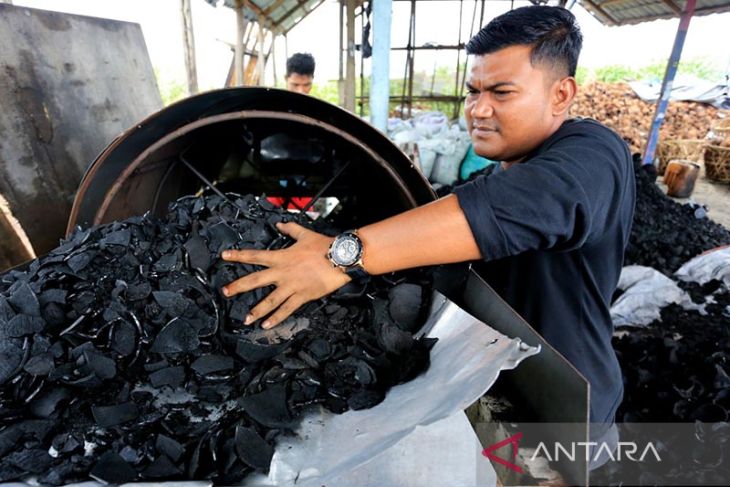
left=0, top=193, right=436, bottom=485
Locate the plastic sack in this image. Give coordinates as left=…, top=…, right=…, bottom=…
left=610, top=265, right=695, bottom=328
left=675, top=245, right=730, bottom=289
left=430, top=133, right=471, bottom=185
left=412, top=111, right=449, bottom=138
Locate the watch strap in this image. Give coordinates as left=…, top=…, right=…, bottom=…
left=345, top=266, right=370, bottom=283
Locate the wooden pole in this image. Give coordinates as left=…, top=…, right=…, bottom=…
left=338, top=0, right=345, bottom=106
left=271, top=33, right=278, bottom=87
left=257, top=16, right=266, bottom=85
left=234, top=0, right=246, bottom=86
left=180, top=0, right=198, bottom=94
left=344, top=0, right=356, bottom=112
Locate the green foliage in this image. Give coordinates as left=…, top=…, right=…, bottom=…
left=154, top=68, right=187, bottom=106
left=577, top=57, right=723, bottom=85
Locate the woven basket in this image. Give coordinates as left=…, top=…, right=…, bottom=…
left=704, top=144, right=730, bottom=183
left=656, top=139, right=706, bottom=175
left=712, top=118, right=730, bottom=140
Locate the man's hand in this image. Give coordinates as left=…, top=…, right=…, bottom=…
left=221, top=222, right=350, bottom=329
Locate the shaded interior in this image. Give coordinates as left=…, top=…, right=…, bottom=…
left=97, top=116, right=421, bottom=229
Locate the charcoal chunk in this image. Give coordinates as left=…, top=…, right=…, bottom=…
left=84, top=350, right=117, bottom=379
left=238, top=385, right=294, bottom=429
left=149, top=366, right=186, bottom=388
left=0, top=341, right=24, bottom=385
left=150, top=318, right=200, bottom=354
left=378, top=322, right=414, bottom=354
left=156, top=434, right=185, bottom=462
left=90, top=451, right=137, bottom=484
left=92, top=402, right=139, bottom=427
left=67, top=250, right=97, bottom=273
left=111, top=320, right=137, bottom=356
left=31, top=387, right=70, bottom=418
left=8, top=282, right=40, bottom=316
left=191, top=354, right=234, bottom=374
left=153, top=291, right=191, bottom=316
left=142, top=455, right=183, bottom=478
left=5, top=449, right=54, bottom=474
left=235, top=425, right=274, bottom=469
left=127, top=281, right=152, bottom=301
left=38, top=289, right=68, bottom=305
left=4, top=314, right=46, bottom=337
left=100, top=228, right=131, bottom=247
left=23, top=352, right=54, bottom=376
left=347, top=389, right=385, bottom=410
left=388, top=283, right=423, bottom=331
left=184, top=234, right=212, bottom=271
left=235, top=339, right=287, bottom=363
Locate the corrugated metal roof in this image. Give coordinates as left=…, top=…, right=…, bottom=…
left=204, top=0, right=335, bottom=34
left=578, top=0, right=730, bottom=26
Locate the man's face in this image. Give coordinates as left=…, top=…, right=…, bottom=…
left=286, top=73, right=313, bottom=94
left=464, top=44, right=567, bottom=163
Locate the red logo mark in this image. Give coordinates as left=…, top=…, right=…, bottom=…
left=482, top=432, right=524, bottom=474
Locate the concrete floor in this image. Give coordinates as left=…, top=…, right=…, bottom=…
left=660, top=165, right=730, bottom=229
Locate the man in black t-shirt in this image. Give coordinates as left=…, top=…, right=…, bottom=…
left=221, top=6, right=634, bottom=467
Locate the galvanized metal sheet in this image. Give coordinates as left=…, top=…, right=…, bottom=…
left=578, top=0, right=730, bottom=25
left=0, top=4, right=162, bottom=257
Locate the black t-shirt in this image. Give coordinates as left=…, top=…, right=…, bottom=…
left=454, top=118, right=635, bottom=427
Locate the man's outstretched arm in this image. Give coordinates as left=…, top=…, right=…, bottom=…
left=221, top=194, right=481, bottom=328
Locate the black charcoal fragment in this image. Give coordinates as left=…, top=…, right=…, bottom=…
left=238, top=385, right=294, bottom=429
left=31, top=387, right=69, bottom=418
left=142, top=454, right=183, bottom=478
left=150, top=318, right=200, bottom=354
left=4, top=314, right=46, bottom=337
left=111, top=320, right=137, bottom=356
left=8, top=282, right=40, bottom=316
left=0, top=341, right=24, bottom=385
left=156, top=434, right=185, bottom=462
left=90, top=451, right=137, bottom=484
left=92, top=402, right=139, bottom=427
left=191, top=354, right=234, bottom=374
left=149, top=366, right=186, bottom=388
left=388, top=283, right=423, bottom=331
left=0, top=191, right=436, bottom=485
left=235, top=425, right=274, bottom=469
left=23, top=352, right=54, bottom=376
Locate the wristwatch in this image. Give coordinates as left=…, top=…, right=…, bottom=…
left=327, top=230, right=370, bottom=282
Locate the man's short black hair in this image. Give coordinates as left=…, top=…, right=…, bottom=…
left=466, top=6, right=582, bottom=77
left=286, top=53, right=315, bottom=78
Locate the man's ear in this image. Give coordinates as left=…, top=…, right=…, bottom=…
left=551, top=76, right=577, bottom=116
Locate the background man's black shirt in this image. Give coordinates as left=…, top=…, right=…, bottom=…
left=454, top=118, right=635, bottom=427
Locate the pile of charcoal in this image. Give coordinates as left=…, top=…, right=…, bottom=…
left=613, top=279, right=730, bottom=424
left=0, top=193, right=435, bottom=485
left=594, top=281, right=730, bottom=485
left=625, top=158, right=730, bottom=276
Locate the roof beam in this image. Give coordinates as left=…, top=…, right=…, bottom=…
left=274, top=0, right=309, bottom=32
left=580, top=0, right=618, bottom=25
left=281, top=0, right=326, bottom=35
left=661, top=0, right=682, bottom=15
left=263, top=0, right=288, bottom=16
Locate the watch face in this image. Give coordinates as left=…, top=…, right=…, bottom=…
left=332, top=235, right=360, bottom=266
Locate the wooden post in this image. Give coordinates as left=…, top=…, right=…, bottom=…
left=271, top=33, right=278, bottom=87
left=338, top=0, right=345, bottom=106
left=234, top=0, right=246, bottom=86
left=0, top=194, right=34, bottom=272
left=344, top=0, right=356, bottom=112
left=257, top=16, right=266, bottom=85
left=180, top=0, right=198, bottom=94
